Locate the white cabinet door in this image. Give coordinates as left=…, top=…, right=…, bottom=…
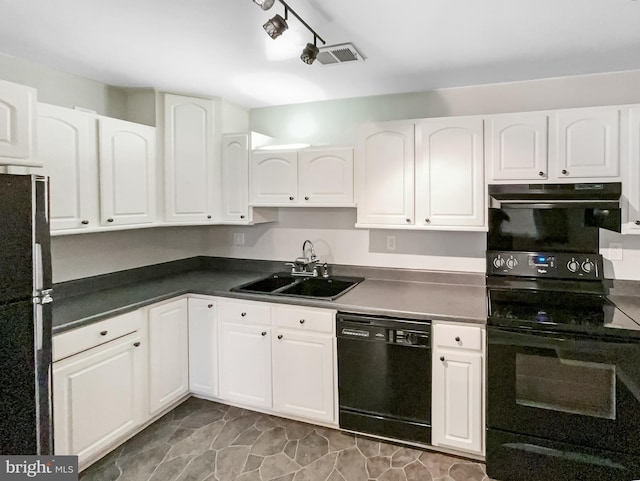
left=188, top=298, right=218, bottom=397
left=298, top=148, right=354, bottom=204
left=486, top=112, right=548, bottom=181
left=148, top=298, right=189, bottom=415
left=357, top=122, right=415, bottom=226
left=218, top=321, right=272, bottom=409
left=627, top=107, right=640, bottom=233
left=551, top=107, right=620, bottom=179
left=36, top=104, right=99, bottom=231
left=0, top=79, right=36, bottom=164
left=416, top=118, right=485, bottom=227
left=164, top=94, right=216, bottom=222
left=272, top=330, right=334, bottom=423
left=432, top=348, right=483, bottom=454
left=221, top=133, right=250, bottom=221
left=98, top=117, right=156, bottom=226
left=53, top=332, right=145, bottom=466
left=249, top=151, right=298, bottom=204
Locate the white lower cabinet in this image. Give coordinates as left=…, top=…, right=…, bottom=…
left=431, top=321, right=485, bottom=456
left=148, top=298, right=189, bottom=415
left=218, top=317, right=272, bottom=409
left=53, top=313, right=146, bottom=468
left=188, top=298, right=218, bottom=397
left=272, top=306, right=335, bottom=423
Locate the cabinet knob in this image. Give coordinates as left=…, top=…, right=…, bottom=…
left=241, top=312, right=247, bottom=317
left=561, top=169, right=568, bottom=175
left=81, top=220, right=89, bottom=225
left=208, top=304, right=213, bottom=308
left=100, top=331, right=108, bottom=336
left=406, top=218, right=411, bottom=223
left=635, top=220, right=640, bottom=226
left=425, top=218, right=430, bottom=224
left=107, top=218, right=114, bottom=223
left=240, top=215, right=245, bottom=219
left=440, top=356, right=445, bottom=362
left=261, top=331, right=267, bottom=336
left=277, top=334, right=283, bottom=340
left=133, top=342, right=141, bottom=347
left=299, top=319, right=305, bottom=324
left=305, top=196, right=309, bottom=201
left=207, top=215, right=212, bottom=219
left=455, top=336, right=461, bottom=342
left=538, top=171, right=545, bottom=177
left=289, top=196, right=295, bottom=201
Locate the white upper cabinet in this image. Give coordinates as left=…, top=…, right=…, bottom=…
left=0, top=79, right=37, bottom=165
left=36, top=104, right=99, bottom=231
left=221, top=133, right=251, bottom=221
left=625, top=106, right=640, bottom=233
left=416, top=117, right=485, bottom=227
left=163, top=94, right=216, bottom=222
left=249, top=150, right=298, bottom=204
left=98, top=117, right=156, bottom=226
left=551, top=107, right=620, bottom=179
left=486, top=112, right=548, bottom=181
left=487, top=107, right=621, bottom=183
left=356, top=121, right=415, bottom=226
left=298, top=147, right=354, bottom=204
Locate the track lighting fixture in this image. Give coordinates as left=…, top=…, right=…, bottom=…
left=252, top=0, right=275, bottom=10
left=253, top=0, right=326, bottom=65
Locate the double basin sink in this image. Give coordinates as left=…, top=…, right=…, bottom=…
left=231, top=272, right=364, bottom=300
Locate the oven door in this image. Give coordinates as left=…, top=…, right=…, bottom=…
left=487, top=326, right=640, bottom=455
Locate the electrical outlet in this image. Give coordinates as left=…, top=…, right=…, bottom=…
left=608, top=242, right=623, bottom=261
left=386, top=235, right=396, bottom=251
left=233, top=233, right=245, bottom=246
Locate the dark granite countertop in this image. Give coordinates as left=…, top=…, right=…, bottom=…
left=52, top=261, right=488, bottom=334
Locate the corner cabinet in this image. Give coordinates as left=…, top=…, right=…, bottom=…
left=431, top=321, right=485, bottom=456
left=0, top=79, right=37, bottom=165
left=356, top=121, right=415, bottom=226
left=163, top=93, right=217, bottom=223
left=147, top=298, right=189, bottom=415
left=416, top=117, right=485, bottom=227
left=98, top=117, right=156, bottom=226
left=249, top=147, right=354, bottom=206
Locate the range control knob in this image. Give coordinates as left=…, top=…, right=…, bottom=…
left=493, top=256, right=505, bottom=269
left=505, top=257, right=518, bottom=269
left=582, top=261, right=594, bottom=274
left=567, top=259, right=579, bottom=273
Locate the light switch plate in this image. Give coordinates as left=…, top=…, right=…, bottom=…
left=608, top=242, right=623, bottom=261
left=233, top=233, right=245, bottom=246
left=386, top=235, right=396, bottom=251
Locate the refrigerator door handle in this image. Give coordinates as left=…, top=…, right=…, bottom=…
left=34, top=289, right=53, bottom=305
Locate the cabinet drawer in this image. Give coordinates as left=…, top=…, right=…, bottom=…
left=53, top=310, right=143, bottom=362
left=272, top=306, right=334, bottom=334
left=433, top=323, right=483, bottom=351
left=219, top=301, right=270, bottom=325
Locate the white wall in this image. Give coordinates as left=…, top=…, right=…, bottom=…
left=0, top=53, right=128, bottom=118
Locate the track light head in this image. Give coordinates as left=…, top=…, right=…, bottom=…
left=263, top=13, right=288, bottom=39
left=300, top=42, right=319, bottom=65
left=253, top=0, right=275, bottom=10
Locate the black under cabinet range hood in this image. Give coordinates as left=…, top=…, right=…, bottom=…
left=489, top=182, right=622, bottom=233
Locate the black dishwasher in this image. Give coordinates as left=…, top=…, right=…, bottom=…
left=337, top=312, right=431, bottom=444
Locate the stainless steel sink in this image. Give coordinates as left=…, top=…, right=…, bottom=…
left=231, top=272, right=363, bottom=300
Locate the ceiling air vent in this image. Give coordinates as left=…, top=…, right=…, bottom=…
left=316, top=43, right=365, bottom=66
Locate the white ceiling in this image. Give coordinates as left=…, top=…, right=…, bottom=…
left=1, top=0, right=639, bottom=109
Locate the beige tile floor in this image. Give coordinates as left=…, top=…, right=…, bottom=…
left=80, top=397, right=496, bottom=481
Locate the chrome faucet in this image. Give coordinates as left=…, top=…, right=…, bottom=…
left=285, top=240, right=329, bottom=277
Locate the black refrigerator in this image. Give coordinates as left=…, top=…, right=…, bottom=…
left=0, top=174, right=53, bottom=455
